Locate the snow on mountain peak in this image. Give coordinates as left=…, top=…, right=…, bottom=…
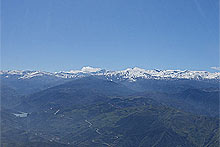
left=124, top=67, right=146, bottom=72
left=81, top=66, right=102, bottom=73
left=1, top=67, right=219, bottom=81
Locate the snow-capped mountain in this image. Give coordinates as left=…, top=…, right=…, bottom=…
left=1, top=66, right=219, bottom=82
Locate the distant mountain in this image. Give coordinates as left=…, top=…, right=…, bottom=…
left=16, top=77, right=134, bottom=112
left=0, top=85, right=23, bottom=109
left=0, top=71, right=69, bottom=95
left=136, top=88, right=219, bottom=116
left=1, top=67, right=219, bottom=95
left=1, top=66, right=219, bottom=81
left=120, top=78, right=219, bottom=93
left=1, top=67, right=220, bottom=146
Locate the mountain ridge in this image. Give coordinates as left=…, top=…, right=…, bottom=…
left=1, top=66, right=220, bottom=81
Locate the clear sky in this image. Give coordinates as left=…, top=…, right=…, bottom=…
left=1, top=0, right=219, bottom=72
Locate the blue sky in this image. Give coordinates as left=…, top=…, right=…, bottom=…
left=2, top=0, right=219, bottom=72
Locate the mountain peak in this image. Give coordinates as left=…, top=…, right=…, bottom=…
left=1, top=67, right=220, bottom=81
left=123, top=67, right=145, bottom=72
left=81, top=66, right=102, bottom=73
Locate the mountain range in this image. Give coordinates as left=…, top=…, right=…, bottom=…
left=1, top=66, right=220, bottom=81
left=1, top=67, right=219, bottom=147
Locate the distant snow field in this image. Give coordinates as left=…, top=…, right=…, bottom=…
left=1, top=66, right=220, bottom=81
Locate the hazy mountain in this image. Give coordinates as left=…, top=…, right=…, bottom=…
left=0, top=85, right=23, bottom=109
left=135, top=88, right=219, bottom=116
left=1, top=69, right=219, bottom=146
left=15, top=77, right=134, bottom=112
left=1, top=67, right=219, bottom=95
left=1, top=67, right=219, bottom=81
